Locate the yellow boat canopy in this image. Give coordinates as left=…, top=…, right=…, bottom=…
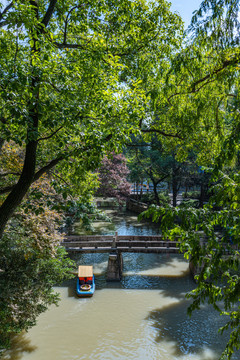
left=78, top=265, right=93, bottom=278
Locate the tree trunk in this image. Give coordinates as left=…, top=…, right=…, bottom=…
left=172, top=157, right=178, bottom=207
left=0, top=139, right=4, bottom=152
left=140, top=181, right=143, bottom=199
left=136, top=182, right=139, bottom=200
left=199, top=183, right=205, bottom=208
left=0, top=140, right=38, bottom=238
left=0, top=1, right=39, bottom=239
left=152, top=180, right=160, bottom=205
left=172, top=176, right=178, bottom=207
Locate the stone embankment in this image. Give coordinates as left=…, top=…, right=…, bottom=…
left=126, top=198, right=148, bottom=214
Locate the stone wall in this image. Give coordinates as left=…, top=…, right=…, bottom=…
left=126, top=198, right=148, bottom=214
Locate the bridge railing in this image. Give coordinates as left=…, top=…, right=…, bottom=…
left=61, top=234, right=181, bottom=253
left=61, top=233, right=237, bottom=255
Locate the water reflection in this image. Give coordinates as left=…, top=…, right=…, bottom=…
left=73, top=208, right=160, bottom=236
left=146, top=299, right=234, bottom=359
left=1, top=333, right=37, bottom=360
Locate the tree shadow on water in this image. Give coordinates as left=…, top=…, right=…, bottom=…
left=145, top=297, right=239, bottom=360
left=1, top=333, right=37, bottom=360
left=122, top=252, right=190, bottom=274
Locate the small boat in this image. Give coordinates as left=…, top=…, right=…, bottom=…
left=76, top=265, right=95, bottom=297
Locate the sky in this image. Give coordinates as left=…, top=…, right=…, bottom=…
left=169, top=0, right=203, bottom=27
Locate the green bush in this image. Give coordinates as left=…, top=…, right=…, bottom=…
left=182, top=190, right=200, bottom=199
left=140, top=191, right=170, bottom=205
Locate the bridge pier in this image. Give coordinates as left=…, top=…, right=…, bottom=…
left=106, top=251, right=123, bottom=281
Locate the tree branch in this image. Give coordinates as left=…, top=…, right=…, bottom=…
left=0, top=185, right=16, bottom=195
left=63, top=5, right=79, bottom=44
left=33, top=156, right=64, bottom=182
left=167, top=55, right=240, bottom=104
left=37, top=126, right=63, bottom=142
left=0, top=1, right=13, bottom=20
left=141, top=128, right=183, bottom=139
left=50, top=171, right=71, bottom=187
left=0, top=156, right=64, bottom=195
left=0, top=133, right=113, bottom=195
left=125, top=143, right=151, bottom=147
left=191, top=58, right=238, bottom=92
left=0, top=20, right=7, bottom=27
left=0, top=172, right=21, bottom=177
left=54, top=42, right=86, bottom=50
left=41, top=0, right=57, bottom=28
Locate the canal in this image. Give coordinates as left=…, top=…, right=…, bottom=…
left=3, top=209, right=239, bottom=360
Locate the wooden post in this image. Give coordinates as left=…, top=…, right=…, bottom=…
left=112, top=231, right=118, bottom=249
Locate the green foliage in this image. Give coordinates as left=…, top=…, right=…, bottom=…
left=0, top=0, right=184, bottom=236
left=0, top=0, right=239, bottom=358
left=62, top=198, right=108, bottom=232
left=137, top=0, right=240, bottom=356
left=140, top=191, right=170, bottom=206
left=142, top=169, right=240, bottom=359
left=0, top=233, right=74, bottom=351
left=0, top=1, right=184, bottom=352
left=189, top=0, right=240, bottom=47
left=182, top=191, right=200, bottom=199
left=179, top=198, right=199, bottom=209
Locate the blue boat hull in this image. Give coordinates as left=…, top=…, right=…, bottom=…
left=76, top=276, right=95, bottom=297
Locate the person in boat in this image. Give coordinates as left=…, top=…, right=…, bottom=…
left=79, top=277, right=85, bottom=285
left=86, top=277, right=92, bottom=285
left=79, top=277, right=92, bottom=285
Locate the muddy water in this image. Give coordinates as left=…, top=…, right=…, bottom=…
left=3, top=210, right=239, bottom=360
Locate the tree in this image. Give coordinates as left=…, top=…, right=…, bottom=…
left=0, top=170, right=75, bottom=351
left=0, top=1, right=184, bottom=350
left=139, top=1, right=240, bottom=358
left=0, top=0, right=183, bottom=238
left=127, top=135, right=172, bottom=205
left=127, top=135, right=194, bottom=207
left=95, top=153, right=131, bottom=204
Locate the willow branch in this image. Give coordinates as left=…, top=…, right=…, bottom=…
left=191, top=58, right=239, bottom=92
left=167, top=55, right=240, bottom=104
